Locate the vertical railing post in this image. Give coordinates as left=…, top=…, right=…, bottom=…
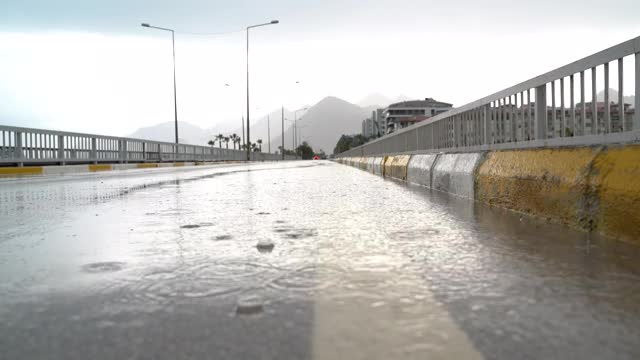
left=118, top=139, right=124, bottom=164
left=511, top=95, right=517, bottom=142
left=15, top=131, right=23, bottom=167
left=142, top=142, right=147, bottom=161
left=604, top=62, right=611, bottom=133
left=635, top=52, right=640, bottom=130
left=580, top=71, right=586, bottom=136
left=618, top=58, right=625, bottom=132
left=591, top=67, right=598, bottom=134
left=535, top=84, right=547, bottom=140
left=453, top=116, right=459, bottom=148
left=57, top=134, right=65, bottom=165
left=91, top=137, right=97, bottom=164
left=560, top=79, right=566, bottom=137
left=484, top=104, right=491, bottom=145
left=570, top=75, right=576, bottom=136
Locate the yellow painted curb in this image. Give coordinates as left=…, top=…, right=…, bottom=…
left=358, top=157, right=368, bottom=170
left=384, top=155, right=411, bottom=181
left=591, top=144, right=640, bottom=243
left=382, top=156, right=391, bottom=177
left=137, top=163, right=158, bottom=169
left=0, top=166, right=43, bottom=176
left=173, top=162, right=185, bottom=167
left=89, top=164, right=112, bottom=172
left=476, top=147, right=602, bottom=229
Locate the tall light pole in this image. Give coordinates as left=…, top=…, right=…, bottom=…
left=225, top=83, right=244, bottom=148
left=281, top=106, right=285, bottom=160
left=141, top=23, right=179, bottom=145
left=294, top=107, right=308, bottom=154
left=246, top=20, right=279, bottom=161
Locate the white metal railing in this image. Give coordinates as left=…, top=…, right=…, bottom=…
left=0, top=125, right=295, bottom=165
left=339, top=36, right=640, bottom=157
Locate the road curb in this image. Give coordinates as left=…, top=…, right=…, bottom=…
left=336, top=144, right=640, bottom=243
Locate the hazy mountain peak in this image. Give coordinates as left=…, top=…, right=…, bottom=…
left=358, top=93, right=393, bottom=108
left=597, top=88, right=635, bottom=105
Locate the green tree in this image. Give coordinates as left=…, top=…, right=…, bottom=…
left=278, top=146, right=296, bottom=156
left=207, top=139, right=214, bottom=147
left=223, top=136, right=230, bottom=149
left=230, top=134, right=240, bottom=150
left=216, top=134, right=225, bottom=148
left=296, top=141, right=314, bottom=160
left=256, top=139, right=263, bottom=152
left=333, top=134, right=369, bottom=154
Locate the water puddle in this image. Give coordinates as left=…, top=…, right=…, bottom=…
left=82, top=261, right=126, bottom=273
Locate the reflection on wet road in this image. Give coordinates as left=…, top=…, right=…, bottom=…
left=1, top=161, right=639, bottom=359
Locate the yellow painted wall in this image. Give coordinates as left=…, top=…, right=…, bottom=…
left=382, top=156, right=392, bottom=178
left=476, top=147, right=602, bottom=229
left=0, top=166, right=43, bottom=176
left=88, top=164, right=112, bottom=172
left=137, top=163, right=159, bottom=168
left=383, top=155, right=411, bottom=181
left=591, top=145, right=640, bottom=242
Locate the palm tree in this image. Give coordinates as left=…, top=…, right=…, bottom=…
left=229, top=134, right=237, bottom=150
left=223, top=136, right=230, bottom=149
left=231, top=134, right=240, bottom=150
left=207, top=140, right=214, bottom=147
left=216, top=134, right=224, bottom=148
left=256, top=139, right=263, bottom=152
left=251, top=142, right=259, bottom=152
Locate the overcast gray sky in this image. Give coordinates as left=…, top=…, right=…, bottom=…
left=1, top=0, right=639, bottom=135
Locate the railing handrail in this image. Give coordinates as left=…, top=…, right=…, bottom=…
left=0, top=124, right=250, bottom=152
left=342, top=35, right=640, bottom=155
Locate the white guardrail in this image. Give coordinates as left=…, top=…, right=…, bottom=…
left=0, top=125, right=295, bottom=165
left=339, top=36, right=640, bottom=157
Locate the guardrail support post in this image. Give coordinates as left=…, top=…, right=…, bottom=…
left=142, top=142, right=147, bottom=161
left=483, top=105, right=491, bottom=145
left=15, top=131, right=23, bottom=167
left=453, top=116, right=458, bottom=148
left=635, top=52, right=640, bottom=130
left=57, top=134, right=65, bottom=165
left=91, top=137, right=97, bottom=164
left=535, top=84, right=547, bottom=140
left=118, top=140, right=124, bottom=164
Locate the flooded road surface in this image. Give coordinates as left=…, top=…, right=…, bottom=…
left=1, top=161, right=640, bottom=359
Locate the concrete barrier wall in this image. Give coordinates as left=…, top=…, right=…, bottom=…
left=407, top=154, right=439, bottom=189
left=366, top=157, right=375, bottom=172
left=432, top=153, right=484, bottom=199
left=336, top=147, right=639, bottom=243
left=1, top=161, right=233, bottom=178
left=384, top=155, right=411, bottom=181
left=372, top=157, right=383, bottom=176
left=476, top=145, right=640, bottom=243
left=358, top=157, right=368, bottom=170
left=591, top=145, right=640, bottom=242
left=476, top=148, right=600, bottom=229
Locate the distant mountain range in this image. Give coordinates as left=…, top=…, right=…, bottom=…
left=129, top=121, right=227, bottom=146
left=596, top=88, right=635, bottom=105
left=357, top=93, right=413, bottom=108
left=128, top=93, right=412, bottom=154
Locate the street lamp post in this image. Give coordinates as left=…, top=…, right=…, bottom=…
left=281, top=106, right=285, bottom=160
left=224, top=83, right=245, bottom=149
left=141, top=23, right=179, bottom=145
left=246, top=20, right=279, bottom=161
left=294, top=107, right=307, bottom=156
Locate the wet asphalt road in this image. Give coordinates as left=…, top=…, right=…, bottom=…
left=1, top=161, right=640, bottom=360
